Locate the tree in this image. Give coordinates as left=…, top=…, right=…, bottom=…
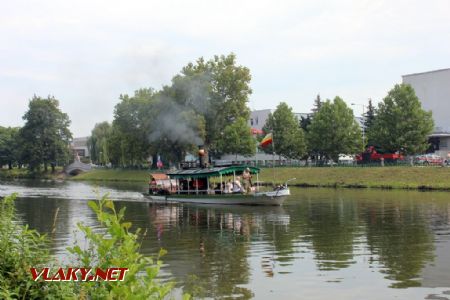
left=367, top=84, right=434, bottom=155
left=218, top=117, right=256, bottom=158
left=98, top=53, right=252, bottom=167
left=311, top=94, right=323, bottom=114
left=262, top=102, right=306, bottom=159
left=19, top=96, right=72, bottom=172
left=300, top=115, right=312, bottom=132
left=108, top=89, right=155, bottom=167
left=148, top=95, right=206, bottom=166
left=364, top=99, right=376, bottom=147
left=0, top=127, right=21, bottom=169
left=88, top=122, right=112, bottom=165
left=307, top=97, right=363, bottom=162
left=168, top=53, right=252, bottom=156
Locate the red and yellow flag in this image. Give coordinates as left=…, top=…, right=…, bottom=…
left=260, top=133, right=273, bottom=147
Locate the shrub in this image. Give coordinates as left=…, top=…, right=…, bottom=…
left=0, top=193, right=75, bottom=299
left=1, top=193, right=187, bottom=299
left=67, top=195, right=187, bottom=299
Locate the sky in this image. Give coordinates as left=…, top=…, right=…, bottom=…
left=1, top=0, right=450, bottom=137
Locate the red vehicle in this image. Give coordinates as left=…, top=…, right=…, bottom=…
left=356, top=146, right=404, bottom=164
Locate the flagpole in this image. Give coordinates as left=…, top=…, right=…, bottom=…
left=272, top=131, right=275, bottom=185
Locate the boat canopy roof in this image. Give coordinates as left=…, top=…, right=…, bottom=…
left=166, top=166, right=260, bottom=179
left=149, top=173, right=169, bottom=180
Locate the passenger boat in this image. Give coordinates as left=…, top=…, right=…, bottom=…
left=145, top=166, right=292, bottom=206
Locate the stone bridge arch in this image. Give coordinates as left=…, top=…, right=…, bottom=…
left=65, top=160, right=92, bottom=175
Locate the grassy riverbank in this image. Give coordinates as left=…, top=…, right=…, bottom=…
left=261, top=166, right=450, bottom=190
left=0, top=168, right=65, bottom=180
left=68, top=166, right=450, bottom=191
left=70, top=169, right=151, bottom=182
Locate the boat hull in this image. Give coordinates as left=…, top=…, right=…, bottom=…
left=145, top=191, right=288, bottom=206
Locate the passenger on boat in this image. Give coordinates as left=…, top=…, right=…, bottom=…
left=242, top=168, right=252, bottom=194
left=233, top=176, right=243, bottom=193
left=215, top=183, right=222, bottom=194
left=225, top=179, right=233, bottom=194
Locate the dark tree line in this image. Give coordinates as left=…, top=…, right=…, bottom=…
left=0, top=96, right=72, bottom=172
left=1, top=64, right=434, bottom=171
left=88, top=54, right=256, bottom=168
left=265, top=84, right=433, bottom=162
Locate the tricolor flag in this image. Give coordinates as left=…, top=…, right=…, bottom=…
left=260, top=133, right=273, bottom=147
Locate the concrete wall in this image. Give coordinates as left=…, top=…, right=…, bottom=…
left=402, top=68, right=450, bottom=132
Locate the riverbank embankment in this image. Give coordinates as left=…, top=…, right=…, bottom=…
left=65, top=166, right=450, bottom=191
left=0, top=168, right=65, bottom=180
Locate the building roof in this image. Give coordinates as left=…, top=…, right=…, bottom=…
left=429, top=133, right=450, bottom=138
left=402, top=68, right=450, bottom=78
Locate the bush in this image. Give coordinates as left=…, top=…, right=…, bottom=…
left=0, top=193, right=75, bottom=299
left=0, top=193, right=187, bottom=299
left=67, top=195, right=183, bottom=299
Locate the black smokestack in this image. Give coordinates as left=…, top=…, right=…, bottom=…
left=198, top=145, right=208, bottom=168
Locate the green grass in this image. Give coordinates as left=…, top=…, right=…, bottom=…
left=0, top=168, right=64, bottom=180
left=259, top=166, right=450, bottom=190
left=70, top=169, right=150, bottom=182
left=68, top=166, right=450, bottom=191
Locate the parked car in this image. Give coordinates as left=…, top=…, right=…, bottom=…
left=338, top=154, right=355, bottom=165
left=414, top=154, right=444, bottom=166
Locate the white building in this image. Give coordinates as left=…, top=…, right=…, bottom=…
left=248, top=109, right=310, bottom=131
left=402, top=68, right=450, bottom=158
left=249, top=109, right=273, bottom=131
left=71, top=137, right=90, bottom=158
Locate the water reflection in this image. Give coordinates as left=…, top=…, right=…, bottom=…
left=137, top=204, right=290, bottom=299
left=362, top=197, right=435, bottom=288
left=2, top=180, right=450, bottom=299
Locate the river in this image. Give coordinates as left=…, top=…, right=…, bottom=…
left=1, top=179, right=450, bottom=299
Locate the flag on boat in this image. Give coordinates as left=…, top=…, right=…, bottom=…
left=260, top=133, right=273, bottom=147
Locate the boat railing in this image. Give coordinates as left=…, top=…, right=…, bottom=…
left=284, top=178, right=296, bottom=187
left=175, top=189, right=255, bottom=195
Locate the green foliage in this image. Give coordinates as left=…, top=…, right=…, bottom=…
left=104, top=53, right=253, bottom=167
left=0, top=194, right=75, bottom=299
left=263, top=102, right=306, bottom=159
left=67, top=195, right=180, bottom=299
left=307, top=97, right=363, bottom=161
left=299, top=115, right=312, bottom=133
left=19, top=95, right=72, bottom=172
left=108, top=89, right=155, bottom=167
left=367, top=84, right=434, bottom=155
left=1, top=193, right=182, bottom=299
left=160, top=53, right=252, bottom=156
left=311, top=94, right=323, bottom=114
left=364, top=99, right=376, bottom=147
left=88, top=122, right=112, bottom=165
left=0, top=127, right=21, bottom=169
left=218, top=117, right=256, bottom=157
left=147, top=94, right=206, bottom=165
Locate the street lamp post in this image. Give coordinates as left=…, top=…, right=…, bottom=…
left=351, top=103, right=366, bottom=146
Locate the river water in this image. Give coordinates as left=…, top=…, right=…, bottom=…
left=1, top=179, right=450, bottom=299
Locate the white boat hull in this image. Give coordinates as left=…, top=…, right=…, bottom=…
left=145, top=189, right=289, bottom=206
